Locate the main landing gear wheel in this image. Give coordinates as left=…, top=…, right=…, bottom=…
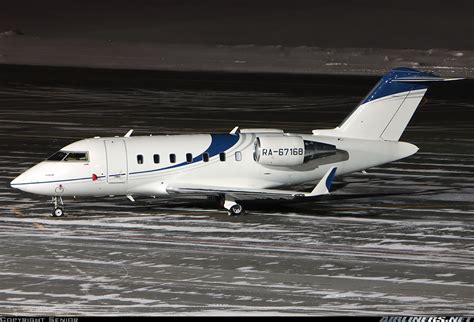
left=51, top=196, right=65, bottom=217
left=223, top=197, right=245, bottom=216
left=228, top=204, right=244, bottom=216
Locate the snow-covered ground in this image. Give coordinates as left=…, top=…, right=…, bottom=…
left=0, top=78, right=473, bottom=315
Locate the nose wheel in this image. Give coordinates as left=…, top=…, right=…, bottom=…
left=53, top=207, right=64, bottom=217
left=51, top=196, right=65, bottom=217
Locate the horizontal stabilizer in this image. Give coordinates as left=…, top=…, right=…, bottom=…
left=392, top=76, right=465, bottom=82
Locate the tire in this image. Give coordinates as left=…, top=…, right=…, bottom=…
left=229, top=204, right=244, bottom=216
left=52, top=207, right=65, bottom=217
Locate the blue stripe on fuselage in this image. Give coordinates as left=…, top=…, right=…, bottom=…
left=129, top=133, right=240, bottom=175
left=10, top=175, right=106, bottom=186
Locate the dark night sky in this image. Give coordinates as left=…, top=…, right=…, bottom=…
left=1, top=0, right=473, bottom=49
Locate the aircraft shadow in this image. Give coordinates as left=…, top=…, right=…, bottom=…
left=133, top=186, right=457, bottom=217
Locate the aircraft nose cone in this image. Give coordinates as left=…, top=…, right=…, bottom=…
left=10, top=174, right=24, bottom=189
left=10, top=168, right=34, bottom=190
left=10, top=161, right=56, bottom=195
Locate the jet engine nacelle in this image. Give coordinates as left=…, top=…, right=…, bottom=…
left=254, top=136, right=337, bottom=166
left=254, top=136, right=304, bottom=166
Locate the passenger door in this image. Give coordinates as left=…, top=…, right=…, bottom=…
left=104, top=139, right=128, bottom=183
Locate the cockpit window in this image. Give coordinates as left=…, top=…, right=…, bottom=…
left=47, top=151, right=68, bottom=161
left=46, top=151, right=89, bottom=162
left=64, top=152, right=89, bottom=162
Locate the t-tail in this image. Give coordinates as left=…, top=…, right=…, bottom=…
left=313, top=67, right=463, bottom=141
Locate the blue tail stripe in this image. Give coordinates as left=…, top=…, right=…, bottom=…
left=360, top=68, right=436, bottom=105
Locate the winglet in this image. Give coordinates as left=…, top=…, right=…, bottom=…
left=230, top=126, right=239, bottom=134
left=306, top=167, right=337, bottom=197
left=124, top=129, right=134, bottom=137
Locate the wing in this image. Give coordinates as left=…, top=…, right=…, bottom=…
left=166, top=167, right=337, bottom=201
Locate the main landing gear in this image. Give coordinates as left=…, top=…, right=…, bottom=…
left=228, top=204, right=244, bottom=216
left=223, top=196, right=245, bottom=216
left=51, top=196, right=65, bottom=217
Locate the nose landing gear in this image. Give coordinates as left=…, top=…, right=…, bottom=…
left=51, top=196, right=65, bottom=217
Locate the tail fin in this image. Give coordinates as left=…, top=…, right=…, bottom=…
left=328, top=68, right=463, bottom=141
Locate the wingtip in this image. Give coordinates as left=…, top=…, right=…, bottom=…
left=307, top=166, right=338, bottom=197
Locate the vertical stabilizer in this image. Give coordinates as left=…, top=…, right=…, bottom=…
left=334, top=68, right=462, bottom=141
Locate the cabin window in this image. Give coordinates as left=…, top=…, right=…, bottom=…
left=170, top=154, right=176, bottom=163
left=64, top=152, right=89, bottom=162
left=137, top=155, right=143, bottom=164
left=235, top=151, right=242, bottom=161
left=186, top=153, right=193, bottom=163
left=203, top=152, right=209, bottom=162
left=153, top=154, right=160, bottom=164
left=219, top=152, right=226, bottom=162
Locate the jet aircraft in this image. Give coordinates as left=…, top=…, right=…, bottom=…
left=10, top=68, right=462, bottom=216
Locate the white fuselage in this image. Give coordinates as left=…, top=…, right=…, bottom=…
left=10, top=132, right=418, bottom=198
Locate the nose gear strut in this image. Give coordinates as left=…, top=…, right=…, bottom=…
left=51, top=196, right=65, bottom=217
